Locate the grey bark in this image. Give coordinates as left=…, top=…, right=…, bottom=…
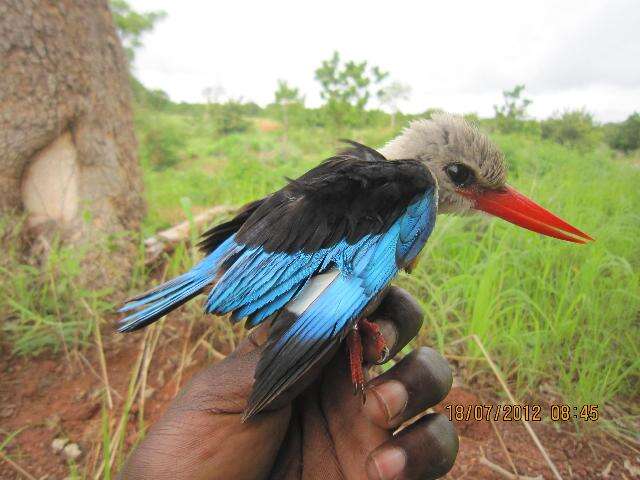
left=0, top=0, right=144, bottom=242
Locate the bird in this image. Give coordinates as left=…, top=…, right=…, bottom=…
left=118, top=113, right=592, bottom=421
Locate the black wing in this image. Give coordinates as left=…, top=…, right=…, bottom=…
left=235, top=141, right=434, bottom=253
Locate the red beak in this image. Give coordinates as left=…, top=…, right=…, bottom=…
left=463, top=185, right=593, bottom=244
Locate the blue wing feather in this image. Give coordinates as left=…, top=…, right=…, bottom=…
left=396, top=187, right=437, bottom=265
left=119, top=187, right=437, bottom=342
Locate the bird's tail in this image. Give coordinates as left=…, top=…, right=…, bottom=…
left=117, top=237, right=235, bottom=332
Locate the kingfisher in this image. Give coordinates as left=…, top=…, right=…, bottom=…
left=118, top=113, right=592, bottom=420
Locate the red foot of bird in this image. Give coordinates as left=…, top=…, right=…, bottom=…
left=347, top=327, right=365, bottom=399
left=346, top=318, right=389, bottom=401
left=358, top=317, right=390, bottom=364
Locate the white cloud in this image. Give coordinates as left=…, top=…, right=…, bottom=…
left=128, top=0, right=639, bottom=121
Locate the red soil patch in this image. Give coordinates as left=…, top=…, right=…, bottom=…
left=0, top=327, right=637, bottom=479
left=255, top=118, right=281, bottom=132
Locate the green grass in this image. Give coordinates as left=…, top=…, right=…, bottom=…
left=0, top=218, right=115, bottom=356
left=137, top=110, right=400, bottom=233
left=136, top=110, right=640, bottom=408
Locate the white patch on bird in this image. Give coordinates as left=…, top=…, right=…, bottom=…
left=286, top=269, right=340, bottom=316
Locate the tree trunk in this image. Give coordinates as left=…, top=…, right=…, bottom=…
left=0, top=0, right=144, bottom=246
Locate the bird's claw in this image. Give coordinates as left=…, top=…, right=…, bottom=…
left=358, top=318, right=390, bottom=364
left=375, top=345, right=390, bottom=365
left=353, top=379, right=366, bottom=403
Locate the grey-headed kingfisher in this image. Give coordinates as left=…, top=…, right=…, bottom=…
left=118, top=113, right=592, bottom=420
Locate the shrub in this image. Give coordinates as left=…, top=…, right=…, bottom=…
left=214, top=100, right=251, bottom=135
left=541, top=109, right=600, bottom=150
left=607, top=112, right=640, bottom=152
left=141, top=115, right=187, bottom=170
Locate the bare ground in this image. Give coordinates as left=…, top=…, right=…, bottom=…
left=1, top=319, right=638, bottom=479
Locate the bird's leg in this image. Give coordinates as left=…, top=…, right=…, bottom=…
left=346, top=326, right=365, bottom=400
left=346, top=318, right=390, bottom=401
left=357, top=317, right=390, bottom=364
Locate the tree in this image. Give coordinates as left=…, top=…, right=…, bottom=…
left=314, top=51, right=389, bottom=127
left=275, top=80, right=303, bottom=106
left=203, top=84, right=227, bottom=105
left=202, top=84, right=226, bottom=122
left=0, top=0, right=144, bottom=275
left=274, top=80, right=304, bottom=129
left=494, top=84, right=532, bottom=120
left=494, top=84, right=532, bottom=133
left=378, top=81, right=412, bottom=127
left=274, top=80, right=304, bottom=157
left=109, top=0, right=166, bottom=62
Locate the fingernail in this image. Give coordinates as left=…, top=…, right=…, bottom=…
left=365, top=380, right=408, bottom=422
left=368, top=447, right=406, bottom=480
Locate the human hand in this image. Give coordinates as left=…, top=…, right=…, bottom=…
left=118, top=286, right=458, bottom=480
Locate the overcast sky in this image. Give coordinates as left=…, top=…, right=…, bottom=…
left=129, top=0, right=639, bottom=122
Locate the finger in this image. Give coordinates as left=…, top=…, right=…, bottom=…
left=363, top=347, right=452, bottom=429
left=366, top=413, right=458, bottom=480
left=363, top=286, right=423, bottom=363
left=317, top=345, right=392, bottom=479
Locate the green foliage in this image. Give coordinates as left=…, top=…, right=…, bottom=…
left=378, top=81, right=411, bottom=110
left=378, top=81, right=412, bottom=126
left=274, top=80, right=304, bottom=106
left=273, top=80, right=305, bottom=141
left=495, top=84, right=532, bottom=119
left=494, top=84, right=534, bottom=133
left=214, top=100, right=252, bottom=135
left=138, top=114, right=187, bottom=170
left=607, top=112, right=640, bottom=152
left=541, top=109, right=600, bottom=150
left=315, top=51, right=389, bottom=127
left=200, top=85, right=252, bottom=135
left=130, top=76, right=172, bottom=110
left=110, top=0, right=166, bottom=61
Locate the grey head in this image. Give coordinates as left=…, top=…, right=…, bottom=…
left=380, top=113, right=507, bottom=214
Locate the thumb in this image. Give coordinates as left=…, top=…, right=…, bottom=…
left=119, top=323, right=291, bottom=480
left=178, top=323, right=271, bottom=414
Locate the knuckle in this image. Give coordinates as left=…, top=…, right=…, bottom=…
left=412, top=346, right=434, bottom=367
left=403, top=293, right=425, bottom=323
left=399, top=414, right=459, bottom=479
left=388, top=287, right=424, bottom=324
left=425, top=414, right=459, bottom=475
left=404, top=348, right=453, bottom=404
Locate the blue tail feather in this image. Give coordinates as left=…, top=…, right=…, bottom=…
left=117, top=237, right=237, bottom=332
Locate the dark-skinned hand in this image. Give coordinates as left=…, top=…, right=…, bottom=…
left=118, top=286, right=458, bottom=480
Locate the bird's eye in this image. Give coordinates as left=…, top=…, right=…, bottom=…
left=445, top=163, right=474, bottom=187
